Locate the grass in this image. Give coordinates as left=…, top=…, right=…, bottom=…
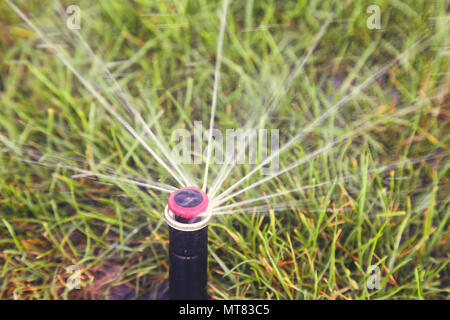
left=0, top=0, right=448, bottom=300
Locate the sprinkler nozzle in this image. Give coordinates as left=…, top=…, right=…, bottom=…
left=168, top=187, right=209, bottom=224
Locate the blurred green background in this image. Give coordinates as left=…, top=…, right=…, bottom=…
left=0, top=0, right=448, bottom=299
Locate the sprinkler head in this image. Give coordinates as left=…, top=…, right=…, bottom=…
left=167, top=186, right=210, bottom=300
left=168, top=187, right=209, bottom=223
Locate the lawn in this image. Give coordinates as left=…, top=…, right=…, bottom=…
left=0, top=0, right=448, bottom=299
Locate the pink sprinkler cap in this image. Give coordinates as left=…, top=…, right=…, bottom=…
left=168, top=187, right=209, bottom=219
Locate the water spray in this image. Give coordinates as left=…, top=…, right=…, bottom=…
left=165, top=187, right=210, bottom=300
